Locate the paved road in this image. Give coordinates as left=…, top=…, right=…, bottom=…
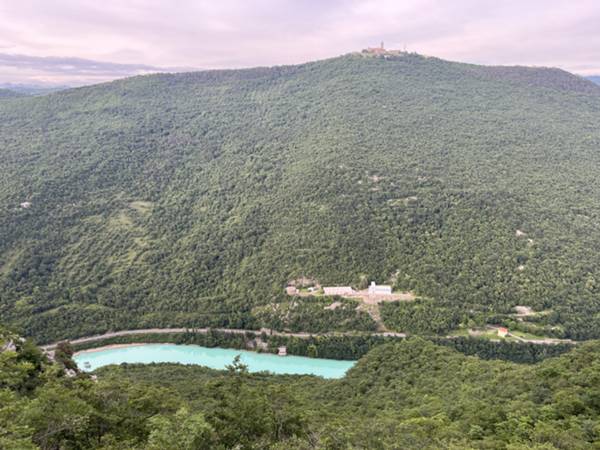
left=41, top=325, right=576, bottom=352
left=507, top=332, right=576, bottom=345
left=41, top=327, right=407, bottom=351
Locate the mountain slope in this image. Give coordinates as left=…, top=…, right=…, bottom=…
left=2, top=53, right=600, bottom=342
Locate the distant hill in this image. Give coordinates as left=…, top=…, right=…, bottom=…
left=0, top=88, right=24, bottom=98
left=0, top=83, right=70, bottom=96
left=587, top=76, right=600, bottom=85
left=2, top=53, right=600, bottom=342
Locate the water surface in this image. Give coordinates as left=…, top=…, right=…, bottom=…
left=74, top=343, right=355, bottom=378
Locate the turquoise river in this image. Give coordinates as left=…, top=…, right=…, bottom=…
left=74, top=344, right=356, bottom=379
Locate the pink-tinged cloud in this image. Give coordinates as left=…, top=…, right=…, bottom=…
left=0, top=0, right=599, bottom=85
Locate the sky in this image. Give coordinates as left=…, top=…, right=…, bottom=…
left=0, top=0, right=599, bottom=86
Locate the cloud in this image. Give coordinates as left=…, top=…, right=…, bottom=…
left=0, top=0, right=598, bottom=85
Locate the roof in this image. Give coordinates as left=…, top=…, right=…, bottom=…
left=323, top=286, right=354, bottom=295
left=368, top=283, right=393, bottom=294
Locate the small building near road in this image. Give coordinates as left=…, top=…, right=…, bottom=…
left=323, top=286, right=355, bottom=296
left=278, top=346, right=287, bottom=356
left=368, top=282, right=392, bottom=295
left=498, top=327, right=509, bottom=338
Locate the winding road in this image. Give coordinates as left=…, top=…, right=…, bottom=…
left=41, top=327, right=407, bottom=351
left=41, top=325, right=577, bottom=352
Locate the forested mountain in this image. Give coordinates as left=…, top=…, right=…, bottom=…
left=2, top=329, right=600, bottom=449
left=2, top=52, right=600, bottom=342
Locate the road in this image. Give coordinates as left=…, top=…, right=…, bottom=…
left=507, top=332, right=576, bottom=345
left=41, top=327, right=407, bottom=351
left=41, top=325, right=576, bottom=352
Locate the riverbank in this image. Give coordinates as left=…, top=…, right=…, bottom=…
left=59, top=329, right=396, bottom=361
left=74, top=343, right=147, bottom=356
left=44, top=327, right=576, bottom=364
left=41, top=327, right=405, bottom=352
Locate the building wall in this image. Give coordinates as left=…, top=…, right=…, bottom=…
left=368, top=285, right=392, bottom=295
left=323, top=287, right=354, bottom=296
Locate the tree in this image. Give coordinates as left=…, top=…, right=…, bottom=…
left=147, top=407, right=215, bottom=450
left=0, top=390, right=38, bottom=450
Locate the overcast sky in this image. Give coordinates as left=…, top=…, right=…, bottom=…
left=0, top=0, right=599, bottom=85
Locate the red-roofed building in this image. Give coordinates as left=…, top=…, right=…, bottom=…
left=365, top=42, right=386, bottom=55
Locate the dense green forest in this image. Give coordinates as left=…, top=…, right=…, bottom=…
left=2, top=52, right=600, bottom=342
left=2, top=327, right=600, bottom=449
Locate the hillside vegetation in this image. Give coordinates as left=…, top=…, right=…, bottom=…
left=2, top=328, right=600, bottom=449
left=2, top=53, right=600, bottom=342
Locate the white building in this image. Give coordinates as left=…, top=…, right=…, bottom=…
left=323, top=286, right=355, bottom=296
left=20, top=201, right=32, bottom=209
left=278, top=346, right=287, bottom=356
left=368, top=282, right=392, bottom=295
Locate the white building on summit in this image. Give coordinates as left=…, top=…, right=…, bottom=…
left=368, top=282, right=392, bottom=295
